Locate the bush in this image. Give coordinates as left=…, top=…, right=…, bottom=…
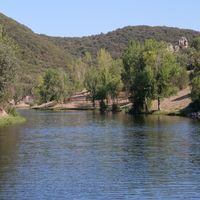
left=34, top=68, right=69, bottom=103
left=191, top=73, right=200, bottom=108
left=6, top=106, right=18, bottom=116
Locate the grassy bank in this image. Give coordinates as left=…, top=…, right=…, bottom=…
left=151, top=110, right=182, bottom=116
left=0, top=115, right=26, bottom=127
left=149, top=107, right=196, bottom=118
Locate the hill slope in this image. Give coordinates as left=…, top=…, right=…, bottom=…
left=0, top=12, right=200, bottom=93
left=151, top=87, right=191, bottom=112
left=1, top=12, right=200, bottom=64
left=45, top=26, right=200, bottom=58
left=0, top=13, right=74, bottom=92
left=0, top=13, right=73, bottom=69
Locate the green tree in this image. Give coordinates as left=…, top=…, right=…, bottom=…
left=191, top=37, right=200, bottom=51
left=84, top=66, right=99, bottom=107
left=35, top=68, right=69, bottom=103
left=95, top=49, right=122, bottom=110
left=0, top=43, right=18, bottom=107
left=191, top=72, right=200, bottom=107
left=85, top=49, right=122, bottom=111
left=122, top=41, right=144, bottom=92
left=108, top=59, right=123, bottom=101
left=123, top=39, right=185, bottom=113
left=143, top=40, right=183, bottom=110
left=69, top=58, right=87, bottom=92
left=190, top=38, right=200, bottom=108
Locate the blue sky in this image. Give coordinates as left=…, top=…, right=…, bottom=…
left=1, top=0, right=199, bottom=37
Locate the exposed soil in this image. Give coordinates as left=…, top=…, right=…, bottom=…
left=151, top=87, right=191, bottom=112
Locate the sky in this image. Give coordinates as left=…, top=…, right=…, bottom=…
left=0, top=0, right=200, bottom=37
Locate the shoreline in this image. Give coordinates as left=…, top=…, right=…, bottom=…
left=0, top=114, right=26, bottom=127
left=31, top=105, right=196, bottom=119
left=140, top=109, right=200, bottom=120
left=15, top=100, right=199, bottom=121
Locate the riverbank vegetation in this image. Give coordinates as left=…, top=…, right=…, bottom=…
left=0, top=24, right=25, bottom=124
left=0, top=114, right=25, bottom=127
left=122, top=39, right=188, bottom=114
left=0, top=106, right=25, bottom=127
left=32, top=36, right=200, bottom=115
left=0, top=12, right=200, bottom=117
left=84, top=49, right=123, bottom=111
left=0, top=12, right=200, bottom=99
left=190, top=37, right=200, bottom=113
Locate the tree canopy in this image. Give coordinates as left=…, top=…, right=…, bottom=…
left=0, top=42, right=18, bottom=107
left=190, top=37, right=200, bottom=109
left=85, top=49, right=123, bottom=110
left=123, top=39, right=186, bottom=113
left=34, top=69, right=69, bottom=103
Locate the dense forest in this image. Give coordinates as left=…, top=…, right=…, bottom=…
left=0, top=12, right=200, bottom=114
left=45, top=26, right=200, bottom=58
left=1, top=12, right=200, bottom=69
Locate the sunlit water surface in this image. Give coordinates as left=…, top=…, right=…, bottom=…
left=0, top=110, right=200, bottom=199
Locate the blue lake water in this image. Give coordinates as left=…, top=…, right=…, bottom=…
left=0, top=110, right=200, bottom=199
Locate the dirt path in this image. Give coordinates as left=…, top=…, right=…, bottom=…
left=151, top=87, right=191, bottom=112
left=32, top=87, right=192, bottom=112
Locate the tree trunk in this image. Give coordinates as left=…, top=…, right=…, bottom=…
left=158, top=97, right=161, bottom=111
left=145, top=102, right=148, bottom=113
left=92, top=98, right=95, bottom=108
left=144, top=97, right=149, bottom=113
left=106, top=98, right=109, bottom=106
left=100, top=100, right=107, bottom=112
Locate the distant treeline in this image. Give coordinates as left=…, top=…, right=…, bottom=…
left=46, top=26, right=200, bottom=58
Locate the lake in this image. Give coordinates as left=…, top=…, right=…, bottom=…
left=0, top=110, right=200, bottom=199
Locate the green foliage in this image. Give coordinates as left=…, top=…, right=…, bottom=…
left=0, top=115, right=25, bottom=127
left=190, top=39, right=200, bottom=108
left=85, top=49, right=123, bottom=110
left=190, top=49, right=200, bottom=72
left=175, top=48, right=194, bottom=70
left=177, top=37, right=200, bottom=72
left=0, top=12, right=199, bottom=100
left=143, top=40, right=182, bottom=102
left=191, top=37, right=200, bottom=51
left=0, top=13, right=197, bottom=111
left=123, top=39, right=186, bottom=113
left=122, top=40, right=144, bottom=92
left=0, top=13, right=74, bottom=93
left=177, top=47, right=200, bottom=72
left=68, top=57, right=88, bottom=92
left=176, top=67, right=189, bottom=89
left=96, top=49, right=122, bottom=100
left=191, top=72, right=200, bottom=106
left=6, top=106, right=18, bottom=116
left=34, top=69, right=69, bottom=103
left=187, top=37, right=200, bottom=109
left=84, top=67, right=99, bottom=106
left=47, top=26, right=200, bottom=59
left=0, top=42, right=18, bottom=106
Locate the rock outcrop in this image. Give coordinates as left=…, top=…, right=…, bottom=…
left=179, top=37, right=189, bottom=49
left=168, top=37, right=189, bottom=53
